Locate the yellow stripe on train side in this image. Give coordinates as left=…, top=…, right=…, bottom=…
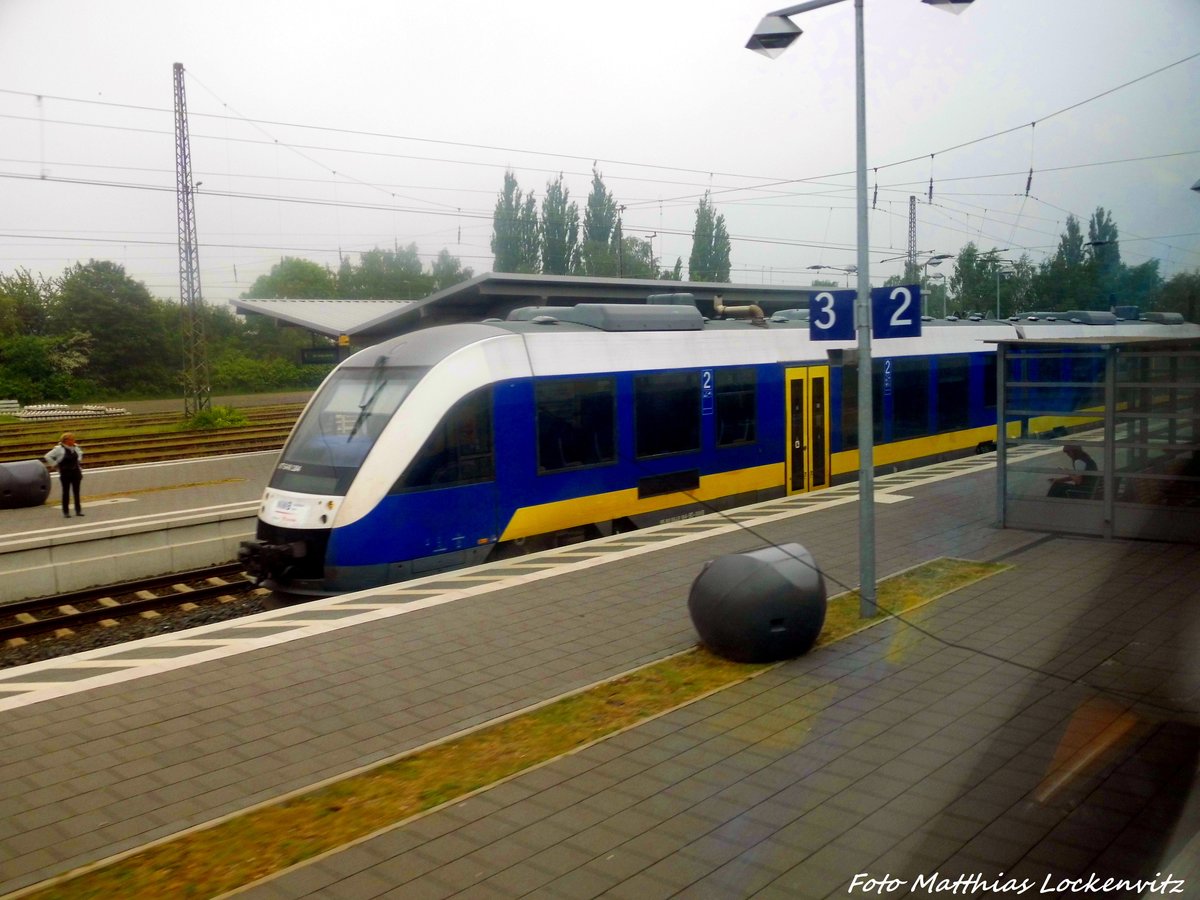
left=498, top=463, right=783, bottom=541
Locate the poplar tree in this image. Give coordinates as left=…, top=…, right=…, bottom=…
left=492, top=171, right=540, bottom=273
left=688, top=193, right=731, bottom=282
left=540, top=174, right=580, bottom=275
left=580, top=168, right=619, bottom=276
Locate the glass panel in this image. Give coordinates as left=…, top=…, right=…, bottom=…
left=891, top=358, right=930, bottom=441
left=635, top=372, right=700, bottom=458
left=270, top=365, right=425, bottom=494
left=536, top=378, right=616, bottom=472
left=936, top=356, right=970, bottom=432
left=393, top=387, right=494, bottom=491
left=715, top=368, right=757, bottom=447
left=1005, top=440, right=1106, bottom=503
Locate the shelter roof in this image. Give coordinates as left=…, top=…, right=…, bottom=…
left=229, top=273, right=818, bottom=342
left=229, top=298, right=414, bottom=339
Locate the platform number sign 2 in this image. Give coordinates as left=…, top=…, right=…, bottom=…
left=808, top=289, right=856, bottom=341
left=871, top=285, right=922, bottom=339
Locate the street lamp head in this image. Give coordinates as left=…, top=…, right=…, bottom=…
left=928, top=253, right=953, bottom=262
left=921, top=0, right=976, bottom=12
left=746, top=14, right=802, bottom=58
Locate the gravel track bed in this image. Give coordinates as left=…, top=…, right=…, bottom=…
left=0, top=594, right=276, bottom=670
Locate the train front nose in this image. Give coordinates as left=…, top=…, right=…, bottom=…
left=240, top=514, right=334, bottom=591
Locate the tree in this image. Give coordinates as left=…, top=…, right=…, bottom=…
left=337, top=245, right=430, bottom=299
left=615, top=235, right=658, bottom=279
left=49, top=261, right=176, bottom=394
left=1158, top=270, right=1200, bottom=321
left=580, top=168, right=619, bottom=276
left=1119, top=259, right=1162, bottom=311
left=243, top=257, right=336, bottom=299
left=540, top=174, right=580, bottom=275
left=948, top=243, right=990, bottom=315
left=1087, top=207, right=1122, bottom=307
left=0, top=268, right=53, bottom=337
left=0, top=332, right=91, bottom=403
left=662, top=258, right=683, bottom=281
left=491, top=172, right=540, bottom=273
left=1033, top=214, right=1092, bottom=309
left=687, top=193, right=731, bottom=283
left=430, top=249, right=475, bottom=293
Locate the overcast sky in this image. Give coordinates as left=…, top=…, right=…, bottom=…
left=0, top=0, right=1197, bottom=305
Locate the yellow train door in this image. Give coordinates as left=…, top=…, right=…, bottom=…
left=785, top=366, right=831, bottom=495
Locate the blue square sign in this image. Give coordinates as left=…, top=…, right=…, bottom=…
left=808, top=289, right=856, bottom=341
left=871, top=285, right=922, bottom=338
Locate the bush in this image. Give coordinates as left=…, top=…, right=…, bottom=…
left=211, top=350, right=330, bottom=392
left=186, top=405, right=250, bottom=430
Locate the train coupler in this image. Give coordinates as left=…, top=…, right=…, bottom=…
left=238, top=540, right=305, bottom=586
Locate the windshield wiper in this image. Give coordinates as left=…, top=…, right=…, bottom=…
left=347, top=357, right=387, bottom=442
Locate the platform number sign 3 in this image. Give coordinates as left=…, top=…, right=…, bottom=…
left=871, top=285, right=922, bottom=339
left=808, top=289, right=856, bottom=342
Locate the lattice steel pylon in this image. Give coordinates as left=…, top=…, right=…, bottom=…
left=907, top=195, right=917, bottom=276
left=173, top=62, right=211, bottom=418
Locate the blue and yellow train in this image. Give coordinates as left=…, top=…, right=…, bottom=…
left=238, top=300, right=1198, bottom=594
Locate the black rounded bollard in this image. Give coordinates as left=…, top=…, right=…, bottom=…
left=688, top=543, right=827, bottom=663
left=0, top=460, right=51, bottom=509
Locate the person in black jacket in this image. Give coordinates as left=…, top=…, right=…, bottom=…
left=1047, top=443, right=1098, bottom=498
left=43, top=432, right=85, bottom=517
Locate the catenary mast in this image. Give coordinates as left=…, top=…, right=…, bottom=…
left=173, top=62, right=211, bottom=417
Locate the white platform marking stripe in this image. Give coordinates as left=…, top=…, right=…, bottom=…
left=0, top=455, right=993, bottom=710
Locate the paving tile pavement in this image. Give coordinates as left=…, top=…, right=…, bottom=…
left=3, top=468, right=1198, bottom=898
left=239, top=496, right=1200, bottom=898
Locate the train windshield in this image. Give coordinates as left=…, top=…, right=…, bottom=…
left=270, top=363, right=427, bottom=495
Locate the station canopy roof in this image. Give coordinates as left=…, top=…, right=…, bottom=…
left=229, top=272, right=820, bottom=343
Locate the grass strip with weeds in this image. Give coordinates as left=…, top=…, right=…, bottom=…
left=20, top=557, right=1007, bottom=900
left=818, top=557, right=1010, bottom=645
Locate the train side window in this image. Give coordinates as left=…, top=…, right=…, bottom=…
left=392, top=386, right=494, bottom=492
left=936, top=356, right=970, bottom=432
left=891, top=358, right=930, bottom=440
left=536, top=377, right=616, bottom=473
left=984, top=356, right=998, bottom=412
left=841, top=362, right=884, bottom=450
left=635, top=371, right=701, bottom=458
left=715, top=368, right=756, bottom=446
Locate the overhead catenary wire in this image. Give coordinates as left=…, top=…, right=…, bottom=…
left=2, top=49, right=1198, bottom=291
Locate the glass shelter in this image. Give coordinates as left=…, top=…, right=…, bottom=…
left=996, top=336, right=1200, bottom=542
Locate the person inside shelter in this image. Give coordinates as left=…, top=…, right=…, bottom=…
left=1047, top=443, right=1099, bottom=499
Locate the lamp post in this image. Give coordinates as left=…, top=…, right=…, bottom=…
left=993, top=260, right=1015, bottom=319
left=807, top=263, right=857, bottom=287
left=922, top=254, right=952, bottom=313
left=749, top=0, right=972, bottom=617
left=928, top=271, right=948, bottom=317
left=750, top=0, right=877, bottom=617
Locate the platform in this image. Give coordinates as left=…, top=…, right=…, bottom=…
left=0, top=452, right=273, bottom=600
left=1, top=454, right=1197, bottom=899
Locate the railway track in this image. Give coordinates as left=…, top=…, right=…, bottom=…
left=0, top=564, right=276, bottom=664
left=0, top=404, right=303, bottom=467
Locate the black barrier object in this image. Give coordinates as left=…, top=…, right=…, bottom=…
left=0, top=460, right=51, bottom=509
left=688, top=543, right=827, bottom=663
